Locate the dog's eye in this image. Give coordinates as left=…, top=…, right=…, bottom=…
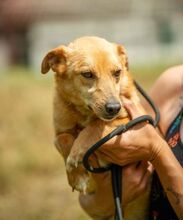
left=81, top=71, right=95, bottom=79
left=113, top=69, right=121, bottom=78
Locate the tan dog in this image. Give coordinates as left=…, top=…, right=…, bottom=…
left=41, top=36, right=150, bottom=219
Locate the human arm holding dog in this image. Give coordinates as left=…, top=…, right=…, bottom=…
left=99, top=66, right=183, bottom=219
left=99, top=100, right=183, bottom=219
left=77, top=66, right=183, bottom=219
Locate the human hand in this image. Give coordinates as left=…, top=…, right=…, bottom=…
left=98, top=99, right=164, bottom=165
left=79, top=160, right=153, bottom=215
left=122, top=161, right=153, bottom=205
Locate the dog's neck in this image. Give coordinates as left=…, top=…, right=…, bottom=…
left=72, top=104, right=97, bottom=127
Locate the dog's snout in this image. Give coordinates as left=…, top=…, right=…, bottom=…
left=105, top=101, right=121, bottom=115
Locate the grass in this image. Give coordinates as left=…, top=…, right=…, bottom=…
left=0, top=62, right=179, bottom=220
left=0, top=70, right=88, bottom=220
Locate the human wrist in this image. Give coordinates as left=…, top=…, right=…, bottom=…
left=149, top=136, right=169, bottom=164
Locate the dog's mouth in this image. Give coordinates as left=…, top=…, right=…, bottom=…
left=99, top=114, right=118, bottom=121
left=88, top=104, right=129, bottom=122
left=87, top=104, right=121, bottom=121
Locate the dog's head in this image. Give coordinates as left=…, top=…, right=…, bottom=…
left=41, top=36, right=136, bottom=121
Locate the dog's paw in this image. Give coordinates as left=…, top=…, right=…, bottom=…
left=66, top=153, right=83, bottom=172
left=70, top=174, right=90, bottom=194
left=66, top=164, right=96, bottom=194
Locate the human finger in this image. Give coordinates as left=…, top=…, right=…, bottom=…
left=123, top=97, right=144, bottom=119
left=138, top=164, right=153, bottom=192
left=88, top=154, right=110, bottom=182
left=136, top=160, right=148, bottom=170
left=123, top=161, right=148, bottom=183
left=123, top=162, right=140, bottom=174
left=135, top=161, right=150, bottom=180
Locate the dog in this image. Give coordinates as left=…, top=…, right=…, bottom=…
left=41, top=36, right=150, bottom=219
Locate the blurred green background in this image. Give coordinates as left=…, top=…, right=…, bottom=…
left=0, top=0, right=182, bottom=219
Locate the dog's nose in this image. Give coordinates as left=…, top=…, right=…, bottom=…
left=105, top=101, right=121, bottom=115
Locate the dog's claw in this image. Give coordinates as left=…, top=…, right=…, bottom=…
left=66, top=156, right=75, bottom=172
left=66, top=154, right=95, bottom=194
left=83, top=184, right=87, bottom=195
left=66, top=155, right=83, bottom=172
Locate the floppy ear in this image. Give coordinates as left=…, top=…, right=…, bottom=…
left=41, top=46, right=69, bottom=74
left=117, top=45, right=129, bottom=71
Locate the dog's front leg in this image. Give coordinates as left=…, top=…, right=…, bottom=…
left=66, top=119, right=105, bottom=171
left=55, top=132, right=96, bottom=193
left=66, top=118, right=128, bottom=194
left=66, top=117, right=129, bottom=172
left=65, top=119, right=106, bottom=193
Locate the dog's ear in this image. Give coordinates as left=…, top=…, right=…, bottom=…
left=41, top=46, right=69, bottom=74
left=117, top=45, right=129, bottom=71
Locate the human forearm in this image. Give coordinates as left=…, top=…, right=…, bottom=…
left=152, top=140, right=183, bottom=219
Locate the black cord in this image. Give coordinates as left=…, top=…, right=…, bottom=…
left=83, top=115, right=155, bottom=173
left=83, top=81, right=160, bottom=220
left=134, top=81, right=160, bottom=127
left=112, top=165, right=123, bottom=220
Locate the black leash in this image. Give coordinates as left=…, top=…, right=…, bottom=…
left=83, top=81, right=160, bottom=220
